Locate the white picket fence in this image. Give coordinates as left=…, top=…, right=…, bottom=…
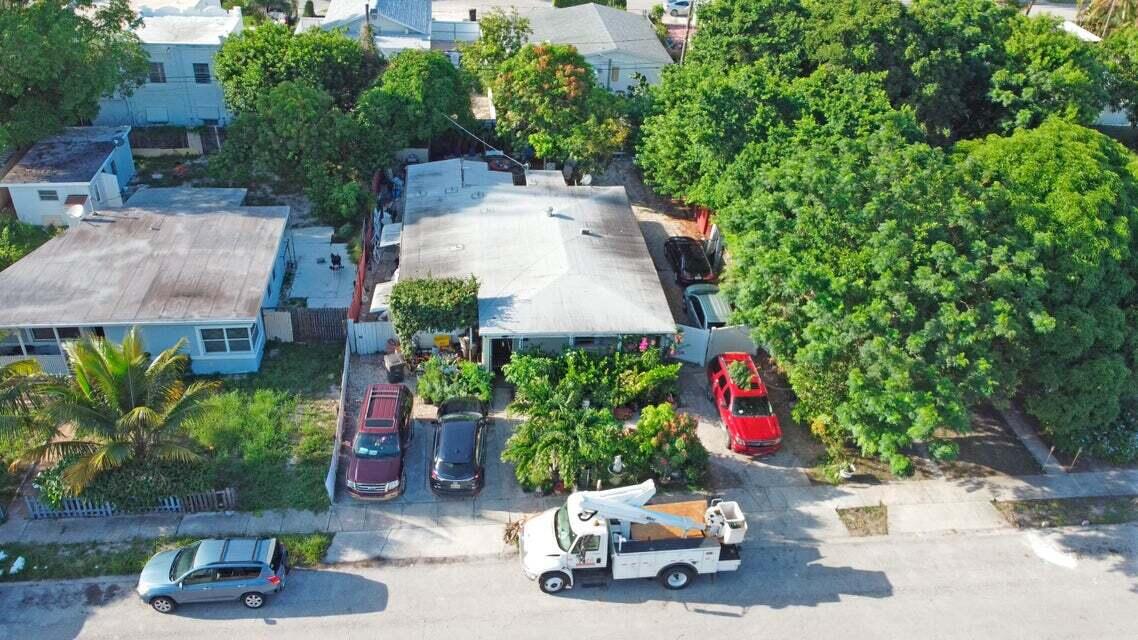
left=325, top=336, right=353, bottom=502
left=24, top=488, right=237, bottom=520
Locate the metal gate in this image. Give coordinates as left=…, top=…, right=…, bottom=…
left=673, top=324, right=757, bottom=365
left=350, top=319, right=397, bottom=354
left=263, top=309, right=294, bottom=342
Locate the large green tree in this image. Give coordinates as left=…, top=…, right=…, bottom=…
left=362, top=49, right=474, bottom=146
left=0, top=0, right=147, bottom=150
left=211, top=81, right=371, bottom=225
left=718, top=129, right=1015, bottom=473
left=1103, top=26, right=1138, bottom=126
left=8, top=328, right=218, bottom=493
left=990, top=15, right=1110, bottom=132
left=493, top=44, right=629, bottom=173
left=686, top=0, right=810, bottom=75
left=904, top=0, right=1017, bottom=143
left=955, top=119, right=1138, bottom=455
left=213, top=23, right=374, bottom=113
left=458, top=8, right=531, bottom=87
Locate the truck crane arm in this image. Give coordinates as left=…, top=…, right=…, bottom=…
left=567, top=480, right=706, bottom=534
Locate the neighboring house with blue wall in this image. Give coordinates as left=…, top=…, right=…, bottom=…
left=0, top=127, right=135, bottom=227
left=0, top=203, right=290, bottom=375
left=95, top=0, right=242, bottom=127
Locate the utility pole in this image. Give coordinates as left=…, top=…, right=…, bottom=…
left=679, top=1, right=696, bottom=65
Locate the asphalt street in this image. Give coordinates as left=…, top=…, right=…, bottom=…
left=2, top=525, right=1136, bottom=640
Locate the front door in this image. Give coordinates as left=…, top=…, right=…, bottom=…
left=491, top=338, right=512, bottom=372
left=178, top=568, right=220, bottom=602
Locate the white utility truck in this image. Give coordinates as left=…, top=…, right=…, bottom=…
left=519, top=480, right=747, bottom=593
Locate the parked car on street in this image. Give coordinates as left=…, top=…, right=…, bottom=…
left=137, top=538, right=288, bottom=614
left=683, top=284, right=731, bottom=330
left=346, top=383, right=413, bottom=499
left=707, top=353, right=781, bottom=455
left=430, top=396, right=487, bottom=496
left=664, top=236, right=716, bottom=286
left=667, top=0, right=692, bottom=16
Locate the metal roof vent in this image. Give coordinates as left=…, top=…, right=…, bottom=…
left=546, top=206, right=554, bottom=217
left=580, top=228, right=591, bottom=236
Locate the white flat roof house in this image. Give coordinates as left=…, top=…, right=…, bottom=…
left=400, top=159, right=675, bottom=368
left=94, top=0, right=242, bottom=127
left=0, top=127, right=135, bottom=227
left=526, top=3, right=673, bottom=92
left=296, top=0, right=432, bottom=56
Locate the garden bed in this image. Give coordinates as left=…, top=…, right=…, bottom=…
left=836, top=504, right=889, bottom=537
left=992, top=496, right=1138, bottom=529
left=0, top=533, right=332, bottom=583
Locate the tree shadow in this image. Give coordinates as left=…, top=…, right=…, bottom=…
left=1053, top=524, right=1138, bottom=594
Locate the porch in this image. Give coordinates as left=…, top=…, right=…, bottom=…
left=0, top=327, right=103, bottom=375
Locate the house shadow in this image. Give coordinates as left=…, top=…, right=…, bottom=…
left=171, top=570, right=388, bottom=620
left=557, top=542, right=892, bottom=610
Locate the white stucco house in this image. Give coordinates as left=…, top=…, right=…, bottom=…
left=94, top=0, right=242, bottom=127
left=296, top=0, right=432, bottom=56
left=0, top=127, right=135, bottom=227
left=526, top=3, right=673, bottom=92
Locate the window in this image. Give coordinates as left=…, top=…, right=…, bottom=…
left=579, top=535, right=601, bottom=552
left=30, top=328, right=56, bottom=342
left=148, top=62, right=166, bottom=83
left=193, top=63, right=211, bottom=84
left=722, top=388, right=732, bottom=407
left=110, top=160, right=118, bottom=175
left=609, top=66, right=621, bottom=84
left=93, top=183, right=101, bottom=202
left=199, top=325, right=256, bottom=354
left=691, top=298, right=706, bottom=328
left=216, top=566, right=260, bottom=581
left=182, top=569, right=215, bottom=586
left=55, top=327, right=80, bottom=340
left=37, top=190, right=59, bottom=202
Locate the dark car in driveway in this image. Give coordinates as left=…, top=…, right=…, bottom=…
left=430, top=397, right=487, bottom=496
left=346, top=384, right=412, bottom=499
left=664, top=236, right=716, bottom=286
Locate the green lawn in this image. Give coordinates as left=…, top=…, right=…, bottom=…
left=0, top=533, right=333, bottom=583
left=191, top=343, right=343, bottom=512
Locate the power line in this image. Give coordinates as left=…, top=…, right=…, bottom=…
left=438, top=111, right=528, bottom=170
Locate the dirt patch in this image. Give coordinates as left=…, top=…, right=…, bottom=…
left=836, top=504, right=889, bottom=537
left=937, top=405, right=1043, bottom=479
left=993, top=496, right=1138, bottom=529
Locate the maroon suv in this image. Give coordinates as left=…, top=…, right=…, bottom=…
left=345, top=384, right=412, bottom=499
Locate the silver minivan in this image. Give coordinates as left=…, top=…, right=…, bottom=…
left=137, top=538, right=288, bottom=613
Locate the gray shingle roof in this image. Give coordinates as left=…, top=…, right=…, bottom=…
left=527, top=3, right=673, bottom=65
left=322, top=0, right=429, bottom=35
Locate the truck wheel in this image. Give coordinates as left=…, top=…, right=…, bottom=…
left=149, top=596, right=176, bottom=614
left=538, top=571, right=570, bottom=594
left=659, top=565, right=695, bottom=590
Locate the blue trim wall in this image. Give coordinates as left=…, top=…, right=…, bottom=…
left=102, top=318, right=266, bottom=375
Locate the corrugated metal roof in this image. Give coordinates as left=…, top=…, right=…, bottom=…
left=400, top=159, right=675, bottom=338
left=322, top=0, right=430, bottom=35
left=527, top=4, right=674, bottom=65
left=0, top=206, right=289, bottom=327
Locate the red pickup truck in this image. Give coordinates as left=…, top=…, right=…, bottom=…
left=707, top=353, right=782, bottom=455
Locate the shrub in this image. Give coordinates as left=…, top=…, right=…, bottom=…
left=626, top=404, right=708, bottom=485
left=726, top=360, right=754, bottom=390
left=416, top=355, right=492, bottom=405
left=0, top=220, right=55, bottom=271
left=389, top=277, right=479, bottom=349
left=34, top=456, right=216, bottom=513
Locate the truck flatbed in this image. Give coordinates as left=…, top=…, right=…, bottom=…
left=629, top=500, right=707, bottom=541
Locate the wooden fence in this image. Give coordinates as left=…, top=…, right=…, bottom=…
left=264, top=307, right=348, bottom=343
left=325, top=336, right=353, bottom=502
left=24, top=488, right=237, bottom=520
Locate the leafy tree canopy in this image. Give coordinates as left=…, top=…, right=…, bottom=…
left=388, top=277, right=480, bottom=348
left=492, top=44, right=629, bottom=173
left=365, top=49, right=474, bottom=146
left=802, top=0, right=917, bottom=103
left=686, top=0, right=810, bottom=75
left=0, top=0, right=147, bottom=150
left=458, top=8, right=531, bottom=87
left=990, top=15, right=1110, bottom=133
left=214, top=23, right=375, bottom=113
left=954, top=119, right=1138, bottom=452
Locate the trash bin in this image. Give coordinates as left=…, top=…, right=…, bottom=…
left=384, top=352, right=405, bottom=383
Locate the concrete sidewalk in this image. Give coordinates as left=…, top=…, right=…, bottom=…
left=3, top=470, right=1137, bottom=563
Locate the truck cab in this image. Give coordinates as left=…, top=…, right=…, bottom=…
left=520, top=481, right=746, bottom=594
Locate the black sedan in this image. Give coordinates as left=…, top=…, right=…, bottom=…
left=430, top=398, right=486, bottom=496
left=664, top=236, right=716, bottom=286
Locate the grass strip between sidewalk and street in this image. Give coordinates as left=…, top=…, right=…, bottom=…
left=0, top=532, right=332, bottom=583
left=992, top=496, right=1138, bottom=529
left=836, top=504, right=889, bottom=537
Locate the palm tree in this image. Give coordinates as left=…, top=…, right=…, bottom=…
left=19, top=328, right=219, bottom=493
left=1080, top=0, right=1138, bottom=37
